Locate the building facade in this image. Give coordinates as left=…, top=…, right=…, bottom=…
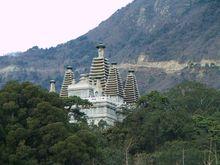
left=59, top=43, right=139, bottom=126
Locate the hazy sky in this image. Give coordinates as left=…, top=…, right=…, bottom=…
left=0, top=0, right=133, bottom=55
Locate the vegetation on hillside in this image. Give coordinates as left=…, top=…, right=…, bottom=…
left=0, top=81, right=98, bottom=164
left=0, top=0, right=220, bottom=92
left=0, top=81, right=219, bottom=164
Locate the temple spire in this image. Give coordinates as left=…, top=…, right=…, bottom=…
left=49, top=80, right=56, bottom=93
left=96, top=43, right=106, bottom=58
left=105, top=63, right=123, bottom=98
left=89, top=43, right=109, bottom=92
left=123, top=69, right=140, bottom=104
left=60, top=66, right=74, bottom=97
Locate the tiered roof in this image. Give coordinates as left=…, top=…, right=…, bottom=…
left=89, top=43, right=110, bottom=92
left=105, top=63, right=123, bottom=98
left=123, top=69, right=140, bottom=104
left=60, top=66, right=74, bottom=97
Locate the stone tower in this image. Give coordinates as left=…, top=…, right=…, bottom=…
left=60, top=66, right=74, bottom=97
left=123, top=69, right=140, bottom=104
left=105, top=63, right=123, bottom=98
left=49, top=80, right=56, bottom=93
left=89, top=43, right=110, bottom=92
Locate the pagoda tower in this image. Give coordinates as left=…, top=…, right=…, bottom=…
left=89, top=43, right=110, bottom=92
left=123, top=69, right=140, bottom=104
left=105, top=63, right=123, bottom=98
left=49, top=80, right=56, bottom=93
left=60, top=66, right=74, bottom=97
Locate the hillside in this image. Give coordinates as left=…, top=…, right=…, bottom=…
left=0, top=0, right=220, bottom=92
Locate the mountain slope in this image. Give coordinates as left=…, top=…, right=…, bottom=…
left=87, top=0, right=220, bottom=61
left=0, top=0, right=220, bottom=92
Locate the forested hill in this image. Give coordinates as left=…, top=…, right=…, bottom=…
left=0, top=0, right=220, bottom=92
left=0, top=81, right=219, bottom=164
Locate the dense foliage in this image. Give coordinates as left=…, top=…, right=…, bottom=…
left=105, top=82, right=220, bottom=164
left=0, top=81, right=219, bottom=164
left=0, top=81, right=98, bottom=164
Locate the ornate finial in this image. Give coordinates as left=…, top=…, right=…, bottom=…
left=96, top=43, right=106, bottom=58
left=128, top=69, right=135, bottom=73
left=96, top=43, right=106, bottom=49
left=50, top=80, right=56, bottom=84
left=66, top=65, right=73, bottom=70
left=49, top=80, right=56, bottom=93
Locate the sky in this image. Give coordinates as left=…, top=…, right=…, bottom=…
left=0, top=0, right=133, bottom=55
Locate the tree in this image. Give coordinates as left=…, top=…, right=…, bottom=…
left=166, top=81, right=220, bottom=114
left=0, top=81, right=99, bottom=164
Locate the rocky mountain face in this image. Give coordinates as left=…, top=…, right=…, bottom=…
left=0, top=0, right=220, bottom=93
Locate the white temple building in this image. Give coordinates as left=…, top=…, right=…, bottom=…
left=58, top=43, right=140, bottom=126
